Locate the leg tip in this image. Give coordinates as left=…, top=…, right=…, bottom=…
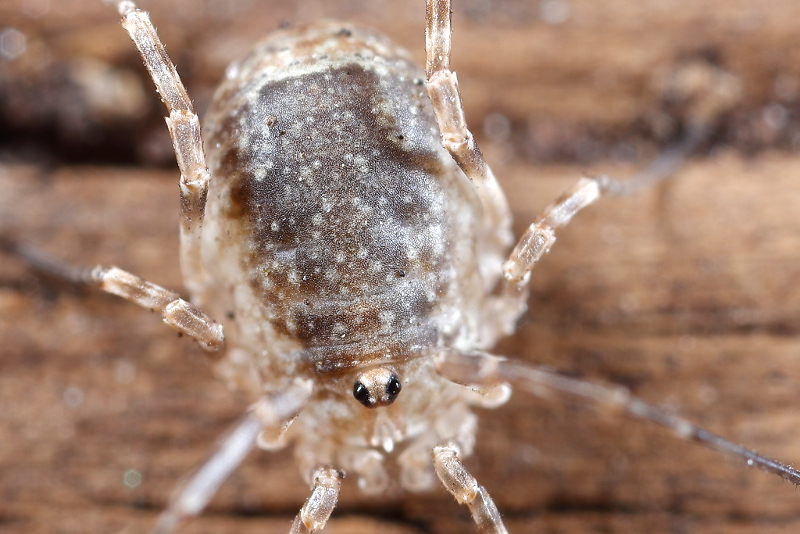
left=116, top=0, right=137, bottom=17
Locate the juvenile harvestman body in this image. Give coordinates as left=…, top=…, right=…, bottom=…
left=19, top=0, right=800, bottom=532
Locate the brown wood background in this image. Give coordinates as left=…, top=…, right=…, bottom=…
left=3, top=1, right=800, bottom=533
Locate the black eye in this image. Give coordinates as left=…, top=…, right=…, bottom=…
left=385, top=374, right=401, bottom=400
left=353, top=381, right=371, bottom=406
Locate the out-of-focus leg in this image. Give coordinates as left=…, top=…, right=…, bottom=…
left=289, top=467, right=344, bottom=534
left=151, top=380, right=313, bottom=534
left=433, top=443, right=507, bottom=534
left=436, top=348, right=800, bottom=487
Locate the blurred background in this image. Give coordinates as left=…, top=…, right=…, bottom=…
left=2, top=1, right=800, bottom=532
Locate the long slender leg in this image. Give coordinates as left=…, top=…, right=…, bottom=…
left=503, top=177, right=602, bottom=290
left=425, top=0, right=512, bottom=249
left=152, top=380, right=313, bottom=534
left=0, top=236, right=96, bottom=286
left=424, top=0, right=693, bottom=343
left=93, top=266, right=224, bottom=350
left=1, top=237, right=223, bottom=350
left=477, top=177, right=604, bottom=342
left=486, top=142, right=709, bottom=337
left=600, top=59, right=742, bottom=196
left=427, top=1, right=719, bottom=346
left=289, top=467, right=344, bottom=534
left=426, top=0, right=716, bottom=202
left=436, top=348, right=800, bottom=487
left=110, top=0, right=210, bottom=294
left=433, top=443, right=507, bottom=534
left=598, top=123, right=709, bottom=196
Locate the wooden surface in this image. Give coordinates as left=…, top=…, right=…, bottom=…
left=4, top=0, right=800, bottom=163
left=3, top=1, right=800, bottom=533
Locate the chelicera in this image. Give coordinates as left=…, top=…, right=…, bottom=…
left=16, top=1, right=800, bottom=532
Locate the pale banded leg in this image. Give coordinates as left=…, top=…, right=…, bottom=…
left=474, top=177, right=604, bottom=341
left=152, top=380, right=313, bottom=534
left=436, top=348, right=800, bottom=487
left=433, top=443, right=507, bottom=534
left=1, top=236, right=224, bottom=350
left=425, top=0, right=512, bottom=248
left=486, top=147, right=701, bottom=337
left=425, top=0, right=704, bottom=208
left=111, top=0, right=210, bottom=294
left=289, top=467, right=344, bottom=534
left=93, top=266, right=224, bottom=350
left=503, top=177, right=602, bottom=290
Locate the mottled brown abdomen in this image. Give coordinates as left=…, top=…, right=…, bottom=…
left=203, top=22, right=484, bottom=372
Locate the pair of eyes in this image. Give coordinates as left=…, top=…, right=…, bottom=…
left=352, top=374, right=402, bottom=407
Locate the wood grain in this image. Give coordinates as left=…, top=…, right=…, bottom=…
left=4, top=0, right=800, bottom=162
left=2, top=1, right=800, bottom=533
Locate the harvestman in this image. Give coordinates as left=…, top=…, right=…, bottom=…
left=14, top=0, right=800, bottom=532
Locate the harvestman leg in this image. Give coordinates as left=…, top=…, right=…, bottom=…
left=502, top=177, right=601, bottom=289
left=111, top=0, right=211, bottom=295
left=424, top=0, right=704, bottom=200
left=289, top=467, right=344, bottom=534
left=152, top=380, right=313, bottom=534
left=477, top=178, right=604, bottom=337
left=5, top=2, right=224, bottom=350
left=433, top=444, right=508, bottom=534
left=14, top=1, right=233, bottom=350
left=93, top=266, right=224, bottom=350
left=424, top=0, right=512, bottom=244
left=436, top=349, right=800, bottom=487
left=1, top=239, right=224, bottom=350
left=424, top=0, right=800, bottom=516
left=424, top=0, right=705, bottom=295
